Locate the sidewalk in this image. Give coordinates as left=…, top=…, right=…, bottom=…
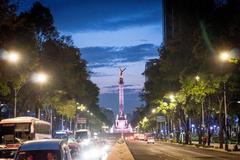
left=107, top=139, right=135, bottom=160
left=191, top=141, right=240, bottom=152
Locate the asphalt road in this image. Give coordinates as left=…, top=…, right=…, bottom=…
left=127, top=140, right=240, bottom=160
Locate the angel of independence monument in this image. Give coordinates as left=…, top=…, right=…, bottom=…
left=111, top=68, right=132, bottom=133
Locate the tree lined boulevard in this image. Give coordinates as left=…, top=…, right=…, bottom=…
left=1, top=0, right=240, bottom=159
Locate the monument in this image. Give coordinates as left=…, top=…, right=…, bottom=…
left=111, top=68, right=133, bottom=133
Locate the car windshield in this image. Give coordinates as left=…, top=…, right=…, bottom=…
left=15, top=150, right=60, bottom=160
left=0, top=149, right=17, bottom=158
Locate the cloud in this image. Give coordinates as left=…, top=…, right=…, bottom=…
left=71, top=25, right=163, bottom=47
left=24, top=0, right=163, bottom=32
left=81, top=43, right=159, bottom=68
left=91, top=72, right=114, bottom=77
left=82, top=43, right=159, bottom=94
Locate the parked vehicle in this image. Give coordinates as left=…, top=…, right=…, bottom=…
left=14, top=139, right=72, bottom=160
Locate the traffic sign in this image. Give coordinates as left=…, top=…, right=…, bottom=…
left=157, top=116, right=166, bottom=122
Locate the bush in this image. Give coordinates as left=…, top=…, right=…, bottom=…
left=211, top=136, right=219, bottom=143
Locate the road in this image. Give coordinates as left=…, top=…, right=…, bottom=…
left=127, top=140, right=240, bottom=160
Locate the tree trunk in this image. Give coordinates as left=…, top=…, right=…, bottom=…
left=184, top=117, right=190, bottom=144
left=237, top=115, right=240, bottom=144
left=196, top=122, right=203, bottom=144
left=207, top=125, right=211, bottom=146
left=219, top=114, right=224, bottom=148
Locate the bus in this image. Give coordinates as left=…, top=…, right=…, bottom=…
left=0, top=117, right=52, bottom=145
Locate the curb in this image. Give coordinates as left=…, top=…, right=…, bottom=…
left=159, top=141, right=240, bottom=155
left=107, top=139, right=135, bottom=160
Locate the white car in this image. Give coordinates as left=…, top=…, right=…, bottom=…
left=147, top=137, right=155, bottom=144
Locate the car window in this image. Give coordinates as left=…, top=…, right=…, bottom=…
left=15, top=150, right=60, bottom=160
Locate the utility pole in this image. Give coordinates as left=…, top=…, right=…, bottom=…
left=14, top=88, right=17, bottom=117
left=223, top=82, right=228, bottom=151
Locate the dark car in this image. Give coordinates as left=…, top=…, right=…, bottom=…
left=15, top=139, right=72, bottom=160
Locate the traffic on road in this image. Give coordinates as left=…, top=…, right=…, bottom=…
left=0, top=117, right=114, bottom=160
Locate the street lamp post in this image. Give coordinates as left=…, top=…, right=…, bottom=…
left=13, top=82, right=29, bottom=117
left=219, top=51, right=230, bottom=150
left=195, top=75, right=205, bottom=129
left=5, top=51, right=21, bottom=117
left=14, top=88, right=17, bottom=117
left=31, top=72, right=48, bottom=119
left=223, top=81, right=228, bottom=151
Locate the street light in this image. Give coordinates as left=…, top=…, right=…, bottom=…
left=152, top=108, right=156, bottom=114
left=31, top=72, right=48, bottom=84
left=219, top=51, right=229, bottom=151
left=13, top=72, right=49, bottom=118
left=219, top=52, right=230, bottom=62
left=195, top=75, right=205, bottom=128
left=31, top=72, right=48, bottom=119
left=6, top=51, right=20, bottom=64
left=169, top=94, right=175, bottom=102
left=195, top=75, right=200, bottom=81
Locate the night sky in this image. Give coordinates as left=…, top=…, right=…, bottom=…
left=18, top=0, right=163, bottom=114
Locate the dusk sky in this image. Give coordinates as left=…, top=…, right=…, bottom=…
left=19, top=0, right=163, bottom=114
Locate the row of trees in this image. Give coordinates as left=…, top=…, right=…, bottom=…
left=140, top=0, right=240, bottom=148
left=0, top=1, right=109, bottom=127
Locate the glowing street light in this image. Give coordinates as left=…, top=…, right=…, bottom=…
left=32, top=72, right=48, bottom=84
left=6, top=51, right=20, bottom=63
left=152, top=108, right=156, bottom=114
left=31, top=72, right=48, bottom=118
left=219, top=51, right=230, bottom=62
left=77, top=104, right=86, bottom=111
left=169, top=94, right=175, bottom=102
left=219, top=51, right=231, bottom=151
left=195, top=75, right=200, bottom=81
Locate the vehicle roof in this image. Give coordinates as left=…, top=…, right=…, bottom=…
left=75, top=129, right=89, bottom=132
left=0, top=117, right=50, bottom=125
left=19, top=139, right=66, bottom=151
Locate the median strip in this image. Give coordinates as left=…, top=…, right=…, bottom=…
left=107, top=139, right=135, bottom=160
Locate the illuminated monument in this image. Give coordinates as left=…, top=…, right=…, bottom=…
left=111, top=68, right=133, bottom=133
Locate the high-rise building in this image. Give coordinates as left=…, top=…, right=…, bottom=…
left=162, top=0, right=217, bottom=44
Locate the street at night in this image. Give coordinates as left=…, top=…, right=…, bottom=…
left=1, top=0, right=240, bottom=159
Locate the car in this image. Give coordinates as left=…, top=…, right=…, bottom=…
left=147, top=137, right=155, bottom=144
left=14, top=139, right=72, bottom=160
left=0, top=148, right=17, bottom=160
